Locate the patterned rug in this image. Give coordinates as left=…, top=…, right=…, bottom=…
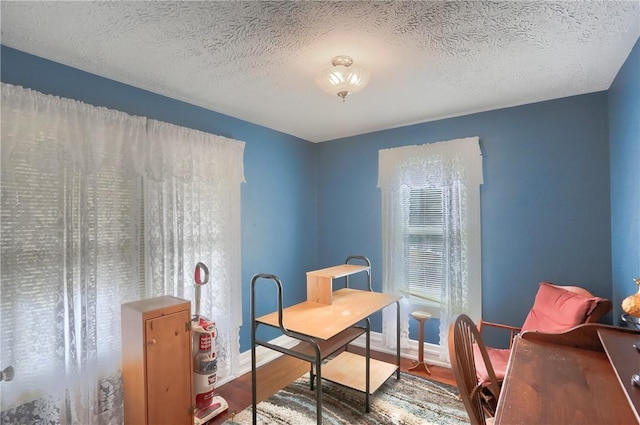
left=224, top=372, right=470, bottom=425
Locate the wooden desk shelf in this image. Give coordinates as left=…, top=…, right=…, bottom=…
left=250, top=256, right=400, bottom=425
left=307, top=263, right=370, bottom=304
left=289, top=327, right=367, bottom=359
left=323, top=351, right=399, bottom=394
left=256, top=288, right=398, bottom=340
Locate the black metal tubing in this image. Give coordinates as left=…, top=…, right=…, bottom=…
left=396, top=299, right=401, bottom=379
left=250, top=273, right=263, bottom=425
left=344, top=255, right=373, bottom=291
left=365, top=316, right=371, bottom=412
left=250, top=273, right=323, bottom=425
left=344, top=255, right=400, bottom=381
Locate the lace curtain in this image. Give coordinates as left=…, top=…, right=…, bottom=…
left=0, top=83, right=244, bottom=424
left=378, top=137, right=483, bottom=361
left=144, top=120, right=244, bottom=380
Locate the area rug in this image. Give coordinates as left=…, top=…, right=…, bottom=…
left=224, top=372, right=469, bottom=425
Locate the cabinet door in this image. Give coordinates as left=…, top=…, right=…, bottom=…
left=145, top=310, right=192, bottom=425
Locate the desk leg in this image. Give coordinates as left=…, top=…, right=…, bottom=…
left=309, top=364, right=315, bottom=391
left=315, top=355, right=322, bottom=425
left=396, top=301, right=401, bottom=379
left=365, top=318, right=371, bottom=413
left=251, top=320, right=257, bottom=424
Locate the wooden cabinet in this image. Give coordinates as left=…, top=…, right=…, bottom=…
left=122, top=296, right=193, bottom=425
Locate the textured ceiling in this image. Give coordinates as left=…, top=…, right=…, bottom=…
left=1, top=1, right=639, bottom=142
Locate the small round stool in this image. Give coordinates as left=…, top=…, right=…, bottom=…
left=409, top=310, right=432, bottom=374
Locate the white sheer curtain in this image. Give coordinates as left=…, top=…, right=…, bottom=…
left=144, top=120, right=245, bottom=381
left=0, top=83, right=244, bottom=424
left=378, top=137, right=483, bottom=361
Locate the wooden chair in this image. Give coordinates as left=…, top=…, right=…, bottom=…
left=448, top=314, right=501, bottom=425
left=477, top=282, right=613, bottom=386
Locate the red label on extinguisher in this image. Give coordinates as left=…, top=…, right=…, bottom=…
left=199, top=333, right=211, bottom=351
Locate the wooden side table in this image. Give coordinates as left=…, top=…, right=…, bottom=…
left=409, top=310, right=432, bottom=374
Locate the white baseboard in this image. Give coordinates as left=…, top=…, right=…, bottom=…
left=349, top=332, right=450, bottom=368
left=232, top=331, right=450, bottom=383
left=215, top=334, right=300, bottom=387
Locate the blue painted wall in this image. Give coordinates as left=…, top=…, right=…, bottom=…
left=609, top=38, right=640, bottom=324
left=3, top=42, right=633, bottom=350
left=0, top=46, right=318, bottom=351
left=317, top=93, right=612, bottom=344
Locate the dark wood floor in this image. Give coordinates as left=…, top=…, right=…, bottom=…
left=207, top=345, right=456, bottom=424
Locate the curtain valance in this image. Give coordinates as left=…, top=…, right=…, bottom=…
left=1, top=83, right=245, bottom=183
left=378, top=136, right=483, bottom=190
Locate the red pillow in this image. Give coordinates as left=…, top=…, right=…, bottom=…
left=520, top=282, right=601, bottom=333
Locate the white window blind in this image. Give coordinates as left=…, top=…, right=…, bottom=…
left=404, top=187, right=444, bottom=305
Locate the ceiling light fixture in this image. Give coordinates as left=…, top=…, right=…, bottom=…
left=316, top=55, right=370, bottom=102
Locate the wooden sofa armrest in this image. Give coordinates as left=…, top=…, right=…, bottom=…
left=520, top=323, right=639, bottom=352
left=478, top=319, right=522, bottom=349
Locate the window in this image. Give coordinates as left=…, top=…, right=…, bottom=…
left=378, top=137, right=483, bottom=360
left=404, top=187, right=444, bottom=306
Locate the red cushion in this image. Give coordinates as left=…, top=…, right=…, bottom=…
left=474, top=345, right=509, bottom=386
left=520, top=282, right=601, bottom=333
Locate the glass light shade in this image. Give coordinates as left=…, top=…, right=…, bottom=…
left=316, top=56, right=370, bottom=101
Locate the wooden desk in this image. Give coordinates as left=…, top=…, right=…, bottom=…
left=598, top=328, right=640, bottom=422
left=494, top=324, right=640, bottom=425
left=251, top=274, right=401, bottom=425
left=256, top=288, right=398, bottom=339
